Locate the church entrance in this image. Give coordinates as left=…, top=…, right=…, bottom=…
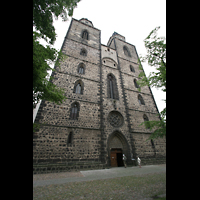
left=107, top=130, right=130, bottom=167
left=110, top=148, right=124, bottom=167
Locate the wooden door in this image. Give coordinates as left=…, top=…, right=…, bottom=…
left=110, top=151, right=118, bottom=167
left=110, top=148, right=123, bottom=167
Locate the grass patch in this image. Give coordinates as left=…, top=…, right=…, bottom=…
left=33, top=172, right=166, bottom=200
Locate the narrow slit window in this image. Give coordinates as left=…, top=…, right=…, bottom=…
left=68, top=132, right=73, bottom=144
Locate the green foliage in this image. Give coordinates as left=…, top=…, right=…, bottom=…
left=33, top=0, right=81, bottom=44
left=33, top=31, right=67, bottom=108
left=137, top=26, right=166, bottom=140
left=140, top=107, right=166, bottom=140
left=33, top=0, right=81, bottom=109
left=137, top=26, right=166, bottom=93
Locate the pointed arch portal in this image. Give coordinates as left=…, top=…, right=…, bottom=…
left=107, top=131, right=131, bottom=167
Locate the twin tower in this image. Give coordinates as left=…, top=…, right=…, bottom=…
left=33, top=18, right=166, bottom=173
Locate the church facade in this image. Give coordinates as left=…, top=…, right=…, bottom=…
left=33, top=18, right=166, bottom=174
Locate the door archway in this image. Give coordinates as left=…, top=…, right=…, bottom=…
left=107, top=130, right=130, bottom=167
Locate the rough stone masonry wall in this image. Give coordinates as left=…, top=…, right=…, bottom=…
left=33, top=19, right=104, bottom=173
left=113, top=37, right=166, bottom=164
left=33, top=18, right=165, bottom=174
left=33, top=126, right=101, bottom=163
left=101, top=62, right=133, bottom=165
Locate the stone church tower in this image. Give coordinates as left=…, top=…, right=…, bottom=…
left=33, top=18, right=166, bottom=173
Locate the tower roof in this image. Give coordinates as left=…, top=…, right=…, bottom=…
left=79, top=18, right=93, bottom=27
left=107, top=32, right=126, bottom=46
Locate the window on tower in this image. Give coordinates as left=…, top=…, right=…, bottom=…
left=67, top=132, right=73, bottom=145
left=70, top=102, right=79, bottom=120
left=78, top=63, right=85, bottom=74
left=130, top=65, right=135, bottom=72
left=80, top=48, right=87, bottom=56
left=143, top=114, right=149, bottom=121
left=151, top=139, right=155, bottom=148
left=73, top=80, right=84, bottom=94
left=143, top=114, right=150, bottom=129
left=138, top=94, right=145, bottom=105
left=134, top=79, right=140, bottom=88
left=123, top=46, right=131, bottom=57
left=108, top=75, right=114, bottom=99
left=82, top=30, right=89, bottom=40
left=107, top=74, right=119, bottom=100
left=76, top=83, right=81, bottom=94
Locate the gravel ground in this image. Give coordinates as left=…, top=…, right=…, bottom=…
left=33, top=171, right=166, bottom=200
left=33, top=172, right=84, bottom=181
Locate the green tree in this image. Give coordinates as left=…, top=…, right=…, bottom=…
left=33, top=0, right=81, bottom=109
left=33, top=31, right=66, bottom=108
left=33, top=0, right=81, bottom=132
left=137, top=26, right=166, bottom=140
left=33, top=0, right=81, bottom=44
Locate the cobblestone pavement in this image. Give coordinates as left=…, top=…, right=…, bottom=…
left=33, top=164, right=166, bottom=187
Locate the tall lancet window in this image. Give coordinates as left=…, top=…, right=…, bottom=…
left=107, top=74, right=119, bottom=100
left=70, top=102, right=79, bottom=120
left=109, top=75, right=114, bottom=99
left=71, top=104, right=77, bottom=119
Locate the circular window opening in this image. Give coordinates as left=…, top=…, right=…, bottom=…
left=108, top=111, right=124, bottom=127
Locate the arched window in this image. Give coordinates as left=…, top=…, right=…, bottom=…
left=73, top=80, right=84, bottom=94
left=108, top=75, right=114, bottom=99
left=76, top=83, right=81, bottom=93
left=78, top=63, right=85, bottom=74
left=138, top=94, right=145, bottom=105
left=134, top=79, right=140, bottom=88
left=143, top=114, right=149, bottom=121
left=82, top=30, right=88, bottom=40
left=143, top=114, right=150, bottom=129
left=130, top=65, right=135, bottom=72
left=107, top=74, right=119, bottom=100
left=151, top=139, right=155, bottom=148
left=123, top=46, right=131, bottom=57
left=79, top=66, right=84, bottom=74
left=67, top=132, right=73, bottom=145
left=70, top=102, right=79, bottom=119
left=80, top=48, right=87, bottom=56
